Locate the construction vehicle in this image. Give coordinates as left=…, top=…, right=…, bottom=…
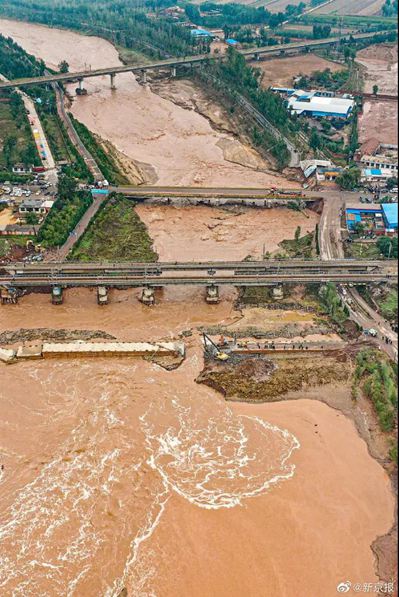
left=203, top=333, right=229, bottom=361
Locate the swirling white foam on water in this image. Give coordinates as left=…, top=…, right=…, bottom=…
left=140, top=397, right=300, bottom=510
left=0, top=359, right=300, bottom=596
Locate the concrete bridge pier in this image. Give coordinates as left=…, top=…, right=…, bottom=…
left=52, top=286, right=63, bottom=305
left=141, top=70, right=147, bottom=84
left=272, top=284, right=284, bottom=301
left=76, top=78, right=87, bottom=95
left=171, top=66, right=177, bottom=78
left=110, top=73, right=116, bottom=90
left=140, top=286, right=155, bottom=306
left=97, top=286, right=108, bottom=305
left=206, top=285, right=220, bottom=304
left=0, top=287, right=18, bottom=304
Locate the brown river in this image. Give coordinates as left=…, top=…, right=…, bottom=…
left=0, top=289, right=395, bottom=597
left=0, top=19, right=299, bottom=188
left=0, top=18, right=396, bottom=597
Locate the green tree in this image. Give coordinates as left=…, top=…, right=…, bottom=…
left=294, top=225, right=301, bottom=241
left=3, top=135, right=17, bottom=168
left=353, top=221, right=365, bottom=235
left=25, top=212, right=39, bottom=225
left=386, top=177, right=398, bottom=190
left=310, top=128, right=321, bottom=151
left=336, top=167, right=361, bottom=190
left=377, top=236, right=398, bottom=259
left=58, top=174, right=78, bottom=200
left=59, top=60, right=69, bottom=73
left=372, top=84, right=379, bottom=95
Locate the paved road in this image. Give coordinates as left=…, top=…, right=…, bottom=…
left=53, top=83, right=103, bottom=182
left=48, top=197, right=108, bottom=261
left=6, top=259, right=390, bottom=272
left=318, top=190, right=398, bottom=360
left=319, top=189, right=345, bottom=261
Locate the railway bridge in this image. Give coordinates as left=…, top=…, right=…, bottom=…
left=1, top=259, right=395, bottom=306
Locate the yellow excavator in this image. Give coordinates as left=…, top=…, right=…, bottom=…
left=203, top=333, right=230, bottom=361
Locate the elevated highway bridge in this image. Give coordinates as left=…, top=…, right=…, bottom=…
left=0, top=31, right=388, bottom=92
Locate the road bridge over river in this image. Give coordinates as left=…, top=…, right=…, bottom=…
left=0, top=31, right=388, bottom=91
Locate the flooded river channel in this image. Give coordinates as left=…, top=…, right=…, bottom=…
left=0, top=18, right=396, bottom=597
left=0, top=290, right=395, bottom=596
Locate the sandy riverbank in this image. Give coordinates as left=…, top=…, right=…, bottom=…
left=0, top=18, right=300, bottom=188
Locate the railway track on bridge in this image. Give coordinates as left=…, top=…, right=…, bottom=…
left=1, top=260, right=395, bottom=288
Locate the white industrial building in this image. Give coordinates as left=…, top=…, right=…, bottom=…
left=287, top=90, right=355, bottom=119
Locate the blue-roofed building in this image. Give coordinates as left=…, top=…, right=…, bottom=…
left=381, top=203, right=398, bottom=231
left=361, top=167, right=396, bottom=182
left=226, top=38, right=239, bottom=46
left=346, top=203, right=383, bottom=231
left=190, top=28, right=214, bottom=38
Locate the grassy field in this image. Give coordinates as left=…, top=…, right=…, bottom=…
left=116, top=45, right=151, bottom=66
left=279, top=232, right=316, bottom=258
left=301, top=14, right=398, bottom=27
left=0, top=235, right=33, bottom=258
left=40, top=112, right=71, bottom=163
left=344, top=241, right=382, bottom=259
left=70, top=196, right=158, bottom=262
left=380, top=289, right=398, bottom=321
left=0, top=97, right=38, bottom=169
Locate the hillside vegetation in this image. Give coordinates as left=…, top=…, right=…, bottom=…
left=70, top=195, right=158, bottom=262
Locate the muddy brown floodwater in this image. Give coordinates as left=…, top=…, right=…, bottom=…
left=0, top=290, right=396, bottom=596
left=0, top=19, right=300, bottom=189
left=136, top=205, right=320, bottom=260
left=0, top=18, right=396, bottom=597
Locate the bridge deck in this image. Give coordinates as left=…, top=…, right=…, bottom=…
left=1, top=259, right=394, bottom=287
left=0, top=31, right=388, bottom=91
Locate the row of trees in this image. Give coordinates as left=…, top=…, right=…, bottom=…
left=38, top=175, right=93, bottom=247
left=186, top=2, right=305, bottom=29
left=382, top=0, right=398, bottom=17
left=1, top=91, right=40, bottom=169
left=319, top=282, right=350, bottom=326
left=312, top=25, right=331, bottom=39
left=208, top=49, right=293, bottom=169
left=353, top=349, right=397, bottom=432
left=295, top=68, right=350, bottom=92
left=0, top=0, right=201, bottom=59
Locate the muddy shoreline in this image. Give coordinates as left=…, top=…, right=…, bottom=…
left=197, top=351, right=398, bottom=591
